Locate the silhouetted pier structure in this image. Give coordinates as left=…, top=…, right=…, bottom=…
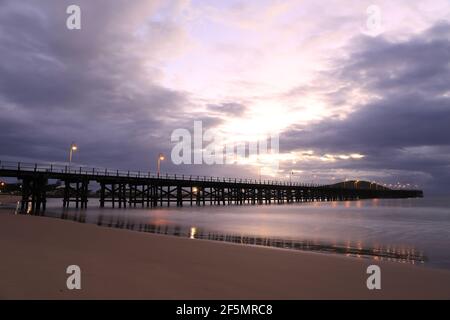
left=0, top=161, right=423, bottom=214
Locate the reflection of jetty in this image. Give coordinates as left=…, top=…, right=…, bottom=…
left=0, top=161, right=423, bottom=214
left=53, top=210, right=427, bottom=265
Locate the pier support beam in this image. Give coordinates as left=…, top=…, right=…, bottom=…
left=20, top=176, right=47, bottom=214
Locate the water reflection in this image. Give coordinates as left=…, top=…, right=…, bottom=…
left=24, top=208, right=427, bottom=266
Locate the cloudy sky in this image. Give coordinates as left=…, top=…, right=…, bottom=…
left=0, top=0, right=449, bottom=193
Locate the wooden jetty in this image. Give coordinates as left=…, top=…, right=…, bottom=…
left=0, top=161, right=423, bottom=214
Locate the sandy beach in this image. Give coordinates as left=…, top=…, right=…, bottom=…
left=1, top=209, right=450, bottom=300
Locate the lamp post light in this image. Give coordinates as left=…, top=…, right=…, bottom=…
left=157, top=153, right=165, bottom=177
left=355, top=179, right=360, bottom=189
left=69, top=142, right=78, bottom=166
left=311, top=174, right=317, bottom=186
left=289, top=170, right=294, bottom=184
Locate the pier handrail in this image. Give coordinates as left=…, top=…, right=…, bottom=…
left=0, top=160, right=419, bottom=191
left=0, top=160, right=326, bottom=188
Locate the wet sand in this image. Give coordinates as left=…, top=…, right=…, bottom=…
left=1, top=212, right=450, bottom=299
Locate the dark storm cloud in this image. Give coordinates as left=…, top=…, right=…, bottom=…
left=0, top=0, right=201, bottom=170
left=282, top=94, right=450, bottom=152
left=281, top=22, right=450, bottom=192
left=336, top=23, right=450, bottom=98
left=0, top=0, right=247, bottom=174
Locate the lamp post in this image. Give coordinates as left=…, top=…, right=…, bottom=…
left=259, top=166, right=262, bottom=183
left=310, top=174, right=317, bottom=186
left=355, top=179, right=359, bottom=189
left=69, top=142, right=78, bottom=166
left=157, top=153, right=165, bottom=177
left=289, top=170, right=294, bottom=184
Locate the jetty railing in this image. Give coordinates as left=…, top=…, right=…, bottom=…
left=0, top=160, right=322, bottom=187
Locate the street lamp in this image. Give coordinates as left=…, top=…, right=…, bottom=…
left=157, top=153, right=165, bottom=177
left=355, top=179, right=359, bottom=189
left=69, top=142, right=78, bottom=166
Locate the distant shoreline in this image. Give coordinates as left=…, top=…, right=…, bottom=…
left=1, top=212, right=450, bottom=299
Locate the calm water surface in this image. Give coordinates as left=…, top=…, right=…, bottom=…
left=9, top=197, right=450, bottom=269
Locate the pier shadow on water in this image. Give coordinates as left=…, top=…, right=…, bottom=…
left=17, top=206, right=427, bottom=266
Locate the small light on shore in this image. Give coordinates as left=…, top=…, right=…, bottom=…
left=189, top=227, right=197, bottom=239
